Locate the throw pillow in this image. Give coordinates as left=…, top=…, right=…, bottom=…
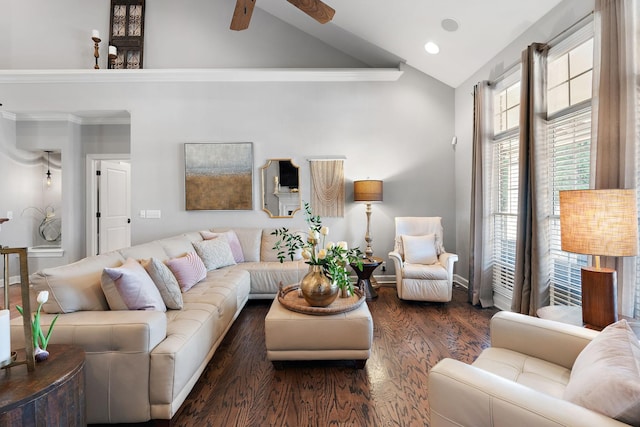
left=140, top=258, right=183, bottom=310
left=563, top=319, right=640, bottom=424
left=165, top=251, right=207, bottom=292
left=101, top=258, right=167, bottom=312
left=402, top=234, right=438, bottom=265
left=200, top=230, right=244, bottom=263
left=192, top=238, right=237, bottom=271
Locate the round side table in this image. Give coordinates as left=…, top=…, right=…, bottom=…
left=351, top=256, right=383, bottom=301
left=0, top=344, right=86, bottom=426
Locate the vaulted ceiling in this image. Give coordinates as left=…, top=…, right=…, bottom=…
left=255, top=0, right=564, bottom=88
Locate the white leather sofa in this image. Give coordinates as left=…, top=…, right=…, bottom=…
left=429, top=311, right=637, bottom=427
left=10, top=227, right=307, bottom=424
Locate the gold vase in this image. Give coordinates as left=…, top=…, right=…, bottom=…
left=300, top=265, right=338, bottom=307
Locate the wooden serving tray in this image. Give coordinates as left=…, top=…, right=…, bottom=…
left=278, top=283, right=366, bottom=315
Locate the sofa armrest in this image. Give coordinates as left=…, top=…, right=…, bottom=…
left=490, top=311, right=599, bottom=370
left=388, top=250, right=403, bottom=286
left=10, top=310, right=167, bottom=353
left=438, top=252, right=458, bottom=281
left=429, top=358, right=629, bottom=427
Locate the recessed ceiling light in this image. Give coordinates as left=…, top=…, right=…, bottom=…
left=424, top=42, right=440, bottom=54
left=441, top=18, right=459, bottom=32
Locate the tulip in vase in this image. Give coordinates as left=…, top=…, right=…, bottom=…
left=16, top=291, right=59, bottom=362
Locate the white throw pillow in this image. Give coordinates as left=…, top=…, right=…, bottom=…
left=192, top=238, right=236, bottom=271
left=563, top=320, right=640, bottom=424
left=402, top=234, right=438, bottom=265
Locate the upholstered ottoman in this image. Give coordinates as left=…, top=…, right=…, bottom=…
left=265, top=297, right=373, bottom=369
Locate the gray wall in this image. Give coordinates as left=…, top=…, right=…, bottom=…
left=453, top=0, right=595, bottom=284
left=0, top=0, right=455, bottom=276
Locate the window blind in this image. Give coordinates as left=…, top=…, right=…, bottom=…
left=491, top=133, right=519, bottom=302
left=548, top=106, right=591, bottom=305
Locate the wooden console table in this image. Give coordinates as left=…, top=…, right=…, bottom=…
left=0, top=344, right=86, bottom=426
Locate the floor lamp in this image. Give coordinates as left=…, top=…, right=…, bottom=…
left=353, top=180, right=383, bottom=259
left=559, top=189, right=638, bottom=330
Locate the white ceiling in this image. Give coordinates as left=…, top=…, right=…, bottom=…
left=257, top=0, right=564, bottom=88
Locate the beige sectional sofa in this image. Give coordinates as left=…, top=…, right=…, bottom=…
left=10, top=227, right=308, bottom=424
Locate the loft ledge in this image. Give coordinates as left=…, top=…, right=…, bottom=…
left=0, top=68, right=403, bottom=84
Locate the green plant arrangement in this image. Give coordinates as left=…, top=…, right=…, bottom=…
left=16, top=290, right=59, bottom=361
left=273, top=202, right=363, bottom=296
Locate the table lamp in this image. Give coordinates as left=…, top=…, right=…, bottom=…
left=559, top=189, right=638, bottom=329
left=353, top=180, right=383, bottom=258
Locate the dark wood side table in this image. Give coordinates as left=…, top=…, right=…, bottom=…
left=351, top=256, right=383, bottom=301
left=0, top=344, right=86, bottom=426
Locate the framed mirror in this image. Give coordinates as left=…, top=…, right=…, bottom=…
left=261, top=159, right=301, bottom=218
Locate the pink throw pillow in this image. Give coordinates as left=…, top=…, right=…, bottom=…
left=165, top=252, right=207, bottom=292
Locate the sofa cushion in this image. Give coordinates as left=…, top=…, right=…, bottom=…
left=192, top=238, right=236, bottom=271
left=473, top=347, right=570, bottom=399
left=31, top=251, right=125, bottom=314
left=212, top=228, right=261, bottom=262
left=261, top=229, right=304, bottom=262
left=101, top=258, right=167, bottom=312
left=165, top=252, right=207, bottom=292
left=141, top=258, right=183, bottom=310
left=402, top=263, right=447, bottom=280
left=232, top=261, right=308, bottom=295
left=563, top=319, right=640, bottom=424
left=402, top=234, right=437, bottom=265
left=119, top=241, right=168, bottom=262
left=201, top=230, right=244, bottom=263
left=157, top=235, right=196, bottom=259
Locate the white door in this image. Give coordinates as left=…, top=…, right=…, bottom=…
left=98, top=160, right=131, bottom=254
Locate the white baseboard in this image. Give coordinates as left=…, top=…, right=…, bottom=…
left=0, top=275, right=20, bottom=288
left=453, top=274, right=468, bottom=289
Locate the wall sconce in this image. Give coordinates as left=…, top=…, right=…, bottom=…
left=354, top=180, right=383, bottom=258
left=45, top=150, right=52, bottom=186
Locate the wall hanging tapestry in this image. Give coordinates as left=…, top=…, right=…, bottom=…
left=185, top=142, right=253, bottom=210
left=309, top=159, right=345, bottom=217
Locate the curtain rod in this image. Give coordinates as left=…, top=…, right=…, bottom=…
left=489, top=10, right=594, bottom=87
left=547, top=11, right=594, bottom=47
left=306, top=156, right=347, bottom=161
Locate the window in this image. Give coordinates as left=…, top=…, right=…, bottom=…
left=490, top=75, right=520, bottom=308
left=547, top=38, right=593, bottom=115
left=546, top=25, right=594, bottom=306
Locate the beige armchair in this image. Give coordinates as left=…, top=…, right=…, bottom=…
left=429, top=311, right=637, bottom=427
left=388, top=217, right=458, bottom=302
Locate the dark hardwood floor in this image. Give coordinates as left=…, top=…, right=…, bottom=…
left=7, top=283, right=498, bottom=427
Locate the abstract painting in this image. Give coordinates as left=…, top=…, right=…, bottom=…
left=185, top=142, right=253, bottom=210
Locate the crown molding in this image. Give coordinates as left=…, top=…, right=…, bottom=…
left=0, top=68, right=403, bottom=84
left=1, top=111, right=130, bottom=125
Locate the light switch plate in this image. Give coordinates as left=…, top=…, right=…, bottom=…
left=146, top=210, right=161, bottom=219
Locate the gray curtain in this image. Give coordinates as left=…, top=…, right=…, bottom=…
left=591, top=0, right=638, bottom=316
left=511, top=43, right=552, bottom=315
left=468, top=81, right=494, bottom=307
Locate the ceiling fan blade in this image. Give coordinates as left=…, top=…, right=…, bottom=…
left=286, top=0, right=335, bottom=24
left=230, top=0, right=256, bottom=31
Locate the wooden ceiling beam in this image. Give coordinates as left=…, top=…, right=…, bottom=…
left=287, top=0, right=335, bottom=24
left=230, top=0, right=256, bottom=31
